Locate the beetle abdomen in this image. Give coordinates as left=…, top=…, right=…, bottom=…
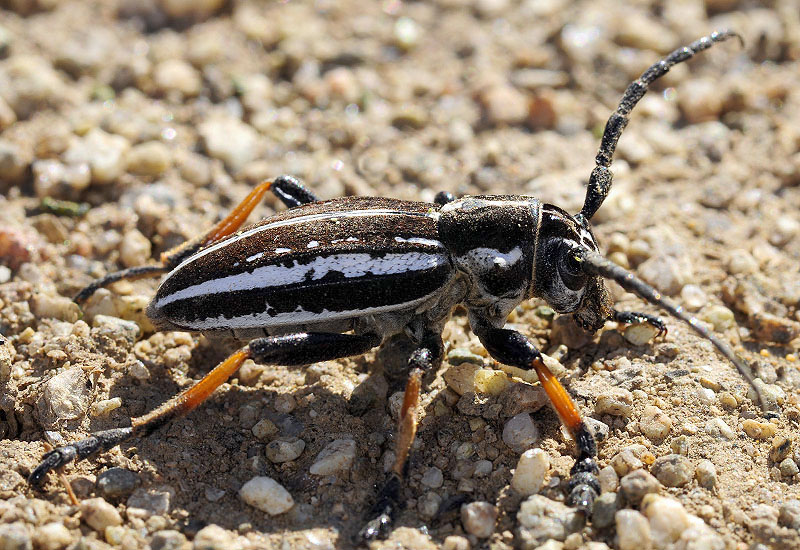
left=148, top=197, right=454, bottom=332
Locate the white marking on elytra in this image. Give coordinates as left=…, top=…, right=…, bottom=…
left=275, top=248, right=292, bottom=254
left=174, top=208, right=431, bottom=270
left=460, top=246, right=523, bottom=271
left=175, top=291, right=442, bottom=330
left=246, top=252, right=264, bottom=262
left=155, top=252, right=449, bottom=309
left=394, top=236, right=444, bottom=248
left=307, top=240, right=320, bottom=248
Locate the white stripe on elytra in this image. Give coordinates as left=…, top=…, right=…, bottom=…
left=175, top=208, right=436, bottom=271
left=155, top=251, right=449, bottom=309
left=393, top=236, right=444, bottom=248
left=175, top=291, right=440, bottom=330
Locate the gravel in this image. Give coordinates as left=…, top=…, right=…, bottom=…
left=1, top=0, right=798, bottom=549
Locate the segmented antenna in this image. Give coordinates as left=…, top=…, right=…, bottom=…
left=578, top=249, right=771, bottom=412
left=577, top=30, right=743, bottom=223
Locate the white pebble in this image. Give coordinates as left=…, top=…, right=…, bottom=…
left=615, top=510, right=651, bottom=550
left=199, top=116, right=259, bottom=172
left=239, top=477, right=294, bottom=516
left=641, top=495, right=689, bottom=548
left=680, top=284, right=707, bottom=311
left=511, top=448, right=550, bottom=496
left=63, top=128, right=130, bottom=185
left=639, top=405, right=672, bottom=441
left=309, top=438, right=356, bottom=476
left=90, top=397, right=122, bottom=417
left=704, top=418, right=735, bottom=440
left=461, top=501, right=498, bottom=538
left=695, top=459, right=717, bottom=489
left=502, top=413, right=540, bottom=453
left=119, top=230, right=151, bottom=268
left=595, top=388, right=634, bottom=417
left=80, top=498, right=122, bottom=532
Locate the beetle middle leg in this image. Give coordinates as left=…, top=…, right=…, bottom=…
left=75, top=175, right=314, bottom=304
left=472, top=319, right=600, bottom=513
left=361, top=332, right=443, bottom=540
left=29, top=331, right=380, bottom=486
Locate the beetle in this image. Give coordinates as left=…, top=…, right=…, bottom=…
left=29, top=29, right=768, bottom=539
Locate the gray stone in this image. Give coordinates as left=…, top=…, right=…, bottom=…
left=96, top=467, right=140, bottom=500
left=592, top=492, right=619, bottom=529
left=619, top=469, right=660, bottom=505
left=652, top=454, right=694, bottom=487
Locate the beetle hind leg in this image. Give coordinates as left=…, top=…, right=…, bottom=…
left=361, top=333, right=443, bottom=541
left=30, top=332, right=380, bottom=488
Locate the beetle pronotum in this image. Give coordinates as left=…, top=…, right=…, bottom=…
left=29, top=30, right=768, bottom=539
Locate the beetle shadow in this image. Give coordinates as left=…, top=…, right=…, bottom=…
left=88, top=332, right=458, bottom=546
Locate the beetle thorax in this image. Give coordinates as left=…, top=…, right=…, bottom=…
left=437, top=196, right=540, bottom=323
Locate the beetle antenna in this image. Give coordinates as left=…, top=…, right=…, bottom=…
left=576, top=249, right=771, bottom=412
left=576, top=30, right=742, bottom=223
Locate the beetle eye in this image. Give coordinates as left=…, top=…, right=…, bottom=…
left=558, top=243, right=587, bottom=290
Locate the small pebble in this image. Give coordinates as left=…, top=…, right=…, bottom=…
left=502, top=413, right=540, bottom=453
left=93, top=314, right=141, bottom=343
left=96, top=468, right=140, bottom=500
left=637, top=255, right=689, bottom=296
left=90, top=397, right=122, bottom=417
left=623, top=322, right=660, bottom=346
left=443, top=363, right=481, bottom=395
left=517, top=495, right=583, bottom=545
left=37, top=367, right=91, bottom=425
left=477, top=84, right=528, bottom=127
left=474, top=459, right=492, bottom=478
left=30, top=293, right=80, bottom=322
left=273, top=394, right=296, bottom=414
left=126, top=141, right=172, bottom=176
left=239, top=476, right=294, bottom=515
left=151, top=530, right=188, bottom=550
left=699, top=305, right=735, bottom=332
left=598, top=465, right=619, bottom=493
left=778, top=500, right=800, bottom=530
left=126, top=487, right=172, bottom=518
left=727, top=250, right=759, bottom=274
left=615, top=510, right=652, bottom=550
left=199, top=116, right=260, bottom=172
left=80, top=498, right=123, bottom=532
left=461, top=501, right=497, bottom=538
left=611, top=449, right=643, bottom=477
left=0, top=523, right=33, bottom=550
left=309, top=438, right=356, bottom=475
left=651, top=454, right=694, bottom=487
left=252, top=418, right=278, bottom=440
left=641, top=495, right=689, bottom=549
left=595, top=388, right=634, bottom=417
left=592, top=492, right=619, bottom=529
left=418, top=492, right=442, bottom=519
left=619, top=470, right=660, bottom=505
left=499, top=383, right=548, bottom=416
left=511, top=448, right=550, bottom=496
left=265, top=437, right=305, bottom=463
left=442, top=535, right=470, bottom=550
left=742, top=419, right=777, bottom=439
left=119, top=229, right=151, bottom=268
left=770, top=436, right=792, bottom=463
left=680, top=284, right=707, bottom=311
left=473, top=368, right=511, bottom=396
left=695, top=460, right=717, bottom=490
left=153, top=59, right=201, bottom=97
left=639, top=406, right=672, bottom=441
left=421, top=467, right=444, bottom=489
left=63, top=128, right=130, bottom=185
left=704, top=418, right=735, bottom=440
left=32, top=522, right=72, bottom=550
left=779, top=457, right=799, bottom=477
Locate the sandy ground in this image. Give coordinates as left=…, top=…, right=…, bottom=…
left=1, top=1, right=799, bottom=549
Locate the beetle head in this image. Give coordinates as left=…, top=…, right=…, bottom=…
left=533, top=205, right=612, bottom=331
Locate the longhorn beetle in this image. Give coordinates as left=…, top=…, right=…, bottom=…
left=30, top=30, right=769, bottom=539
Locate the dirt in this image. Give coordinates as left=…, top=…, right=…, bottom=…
left=1, top=1, right=799, bottom=549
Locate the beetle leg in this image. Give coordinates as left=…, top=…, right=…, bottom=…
left=433, top=191, right=456, bottom=205
left=472, top=321, right=599, bottom=514
left=270, top=174, right=318, bottom=208
left=361, top=333, right=443, bottom=541
left=30, top=332, right=380, bottom=487
left=613, top=309, right=667, bottom=338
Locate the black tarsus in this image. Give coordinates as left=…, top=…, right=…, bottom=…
left=613, top=309, right=668, bottom=337
left=433, top=191, right=456, bottom=206
left=577, top=30, right=742, bottom=223
left=271, top=174, right=319, bottom=208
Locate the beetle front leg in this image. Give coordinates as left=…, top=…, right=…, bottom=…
left=613, top=309, right=667, bottom=337
left=361, top=333, right=443, bottom=541
left=30, top=331, right=380, bottom=487
left=472, top=321, right=599, bottom=513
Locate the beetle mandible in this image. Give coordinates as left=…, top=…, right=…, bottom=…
left=29, top=29, right=768, bottom=539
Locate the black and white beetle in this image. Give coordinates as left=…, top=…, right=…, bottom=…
left=30, top=30, right=768, bottom=539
